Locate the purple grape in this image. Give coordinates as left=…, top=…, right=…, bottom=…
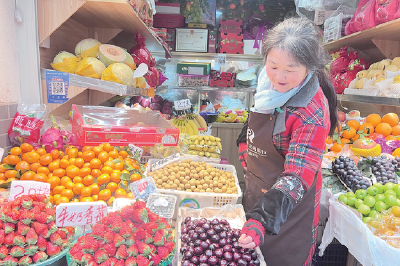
left=185, top=217, right=192, bottom=223
left=196, top=227, right=206, bottom=234
left=206, top=239, right=212, bottom=245
left=227, top=238, right=233, bottom=245
left=233, top=242, right=240, bottom=249
left=182, top=242, right=188, bottom=248
left=219, top=238, right=228, bottom=247
left=227, top=231, right=233, bottom=238
left=188, top=243, right=195, bottom=248
left=232, top=248, right=239, bottom=254
left=200, top=233, right=208, bottom=241
left=188, top=264, right=196, bottom=266
left=242, top=254, right=252, bottom=262
left=214, top=248, right=224, bottom=258
left=197, top=218, right=207, bottom=227
left=220, top=231, right=227, bottom=239
left=191, top=256, right=200, bottom=265
left=200, top=241, right=209, bottom=250
left=233, top=230, right=241, bottom=238
left=214, top=225, right=222, bottom=233
left=224, top=252, right=233, bottom=261
left=208, top=256, right=219, bottom=265
left=209, top=243, right=219, bottom=251
left=187, top=246, right=195, bottom=253
left=199, top=255, right=208, bottom=263
left=182, top=260, right=191, bottom=266
left=223, top=245, right=233, bottom=253
left=181, top=234, right=190, bottom=243
left=194, top=239, right=202, bottom=247
left=187, top=221, right=195, bottom=229
left=191, top=232, right=199, bottom=241
left=189, top=230, right=195, bottom=236
left=241, top=248, right=249, bottom=254
left=193, top=219, right=199, bottom=225
left=181, top=246, right=188, bottom=254
left=199, top=264, right=208, bottom=266
left=182, top=226, right=188, bottom=234
left=203, top=223, right=211, bottom=230
left=228, top=263, right=238, bottom=266
left=205, top=249, right=213, bottom=257
left=207, top=229, right=217, bottom=237
left=220, top=219, right=228, bottom=225
left=184, top=251, right=194, bottom=260
left=250, top=251, right=257, bottom=260
left=237, top=258, right=248, bottom=266
left=233, top=252, right=242, bottom=262
left=211, top=219, right=220, bottom=226
left=232, top=238, right=238, bottom=242
left=253, top=259, right=260, bottom=266
left=194, top=246, right=204, bottom=255
left=223, top=225, right=231, bottom=232
left=211, top=234, right=220, bottom=243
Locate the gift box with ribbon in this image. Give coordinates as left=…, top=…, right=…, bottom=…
left=219, top=33, right=244, bottom=54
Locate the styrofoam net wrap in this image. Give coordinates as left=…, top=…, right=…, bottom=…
left=384, top=69, right=400, bottom=78
left=344, top=87, right=379, bottom=96
left=381, top=83, right=400, bottom=98
left=375, top=77, right=394, bottom=93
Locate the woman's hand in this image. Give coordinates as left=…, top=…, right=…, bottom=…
left=238, top=234, right=257, bottom=249
left=238, top=218, right=265, bottom=248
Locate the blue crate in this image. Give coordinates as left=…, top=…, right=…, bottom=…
left=313, top=244, right=348, bottom=266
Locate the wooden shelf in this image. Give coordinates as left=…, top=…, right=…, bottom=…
left=323, top=18, right=400, bottom=61
left=151, top=51, right=264, bottom=63
left=337, top=94, right=400, bottom=106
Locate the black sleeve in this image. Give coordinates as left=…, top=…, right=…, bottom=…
left=245, top=189, right=296, bottom=236
left=236, top=118, right=248, bottom=147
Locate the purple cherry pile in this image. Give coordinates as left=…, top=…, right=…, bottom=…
left=180, top=217, right=261, bottom=266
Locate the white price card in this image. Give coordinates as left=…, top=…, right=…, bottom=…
left=218, top=53, right=226, bottom=66
left=128, top=144, right=144, bottom=160
left=151, top=153, right=181, bottom=171
left=174, top=99, right=191, bottom=110
left=9, top=181, right=50, bottom=201
left=56, top=202, right=108, bottom=227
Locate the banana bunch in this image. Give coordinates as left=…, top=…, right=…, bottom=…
left=171, top=114, right=209, bottom=136
left=187, top=113, right=208, bottom=133
left=187, top=135, right=222, bottom=158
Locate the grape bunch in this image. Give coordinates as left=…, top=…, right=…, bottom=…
left=188, top=0, right=204, bottom=23
left=180, top=217, right=261, bottom=266
left=369, top=155, right=400, bottom=185
left=332, top=156, right=371, bottom=191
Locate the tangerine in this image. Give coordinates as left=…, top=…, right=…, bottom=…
left=109, top=150, right=119, bottom=159
left=53, top=168, right=66, bottom=178
left=106, top=182, right=118, bottom=193
left=79, top=167, right=91, bottom=178
left=98, top=152, right=110, bottom=163
left=60, top=176, right=72, bottom=187
left=331, top=143, right=344, bottom=153
left=21, top=143, right=33, bottom=153
left=83, top=175, right=94, bottom=186
left=20, top=171, right=35, bottom=181
left=10, top=147, right=22, bottom=156
left=61, top=189, right=74, bottom=200
left=90, top=183, right=100, bottom=195
left=67, top=147, right=79, bottom=158
left=107, top=197, right=115, bottom=206
left=39, top=154, right=52, bottom=166
left=5, top=170, right=17, bottom=179
left=382, top=113, right=399, bottom=127
left=91, top=169, right=101, bottom=178
left=80, top=197, right=94, bottom=202
left=347, top=120, right=360, bottom=131
left=48, top=162, right=60, bottom=172
left=90, top=158, right=102, bottom=169
left=0, top=164, right=7, bottom=173
left=53, top=194, right=61, bottom=203
left=386, top=135, right=398, bottom=141
left=30, top=162, right=41, bottom=173
left=92, top=195, right=99, bottom=201
left=103, top=143, right=114, bottom=152
left=33, top=173, right=47, bottom=182
left=103, top=161, right=115, bottom=169
left=66, top=165, right=80, bottom=178
left=37, top=167, right=50, bottom=176
left=110, top=172, right=121, bottom=183
left=342, top=127, right=357, bottom=139
left=130, top=173, right=141, bottom=182
left=65, top=181, right=75, bottom=190
left=325, top=137, right=333, bottom=145
left=82, top=151, right=95, bottom=162
left=115, top=162, right=124, bottom=171
left=47, top=177, right=61, bottom=189
left=57, top=196, right=70, bottom=205
left=127, top=192, right=134, bottom=199
left=359, top=123, right=374, bottom=135
left=73, top=176, right=83, bottom=184
left=97, top=174, right=110, bottom=186
left=81, top=187, right=92, bottom=197
left=82, top=146, right=92, bottom=152
left=366, top=114, right=382, bottom=127
left=25, top=152, right=40, bottom=164
left=73, top=183, right=84, bottom=195
left=119, top=150, right=129, bottom=159
left=15, top=161, right=30, bottom=173
left=6, top=155, right=20, bottom=165
left=101, top=166, right=114, bottom=175
left=36, top=148, right=46, bottom=156
left=115, top=189, right=127, bottom=198
left=375, top=123, right=392, bottom=137
left=74, top=158, right=85, bottom=168
left=98, top=189, right=111, bottom=201
left=59, top=159, right=70, bottom=169
left=50, top=150, right=61, bottom=160
left=92, top=146, right=103, bottom=156
left=392, top=125, right=400, bottom=136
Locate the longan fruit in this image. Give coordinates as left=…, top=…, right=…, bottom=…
left=157, top=179, right=163, bottom=185
left=203, top=184, right=209, bottom=189
left=162, top=176, right=168, bottom=182
left=206, top=188, right=213, bottom=193
left=179, top=184, right=185, bottom=189
left=171, top=184, right=178, bottom=189
left=197, top=185, right=203, bottom=190
left=174, top=179, right=180, bottom=185
left=194, top=188, right=200, bottom=192
left=200, top=189, right=205, bottom=193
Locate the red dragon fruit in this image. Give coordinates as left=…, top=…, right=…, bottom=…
left=61, top=130, right=81, bottom=150
left=40, top=116, right=63, bottom=153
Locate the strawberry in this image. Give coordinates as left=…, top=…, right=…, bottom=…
left=19, top=210, right=33, bottom=225
left=83, top=235, right=99, bottom=254
left=113, top=234, right=125, bottom=247
left=153, top=230, right=165, bottom=246
left=94, top=249, right=109, bottom=264
left=37, top=235, right=48, bottom=251
left=87, top=261, right=99, bottom=266
left=18, top=256, right=32, bottom=266
left=6, top=209, right=20, bottom=224
left=2, top=255, right=18, bottom=266
left=157, top=246, right=169, bottom=260
left=17, top=222, right=29, bottom=236
left=132, top=209, right=149, bottom=224
left=125, top=219, right=135, bottom=230
left=99, top=258, right=118, bottom=266
left=0, top=229, right=4, bottom=245
left=71, top=250, right=84, bottom=262
left=47, top=221, right=58, bottom=234
left=125, top=235, right=135, bottom=247
left=148, top=244, right=156, bottom=254
left=70, top=244, right=83, bottom=256
left=32, top=202, right=46, bottom=211
left=4, top=232, right=14, bottom=246
left=115, top=245, right=128, bottom=259
left=31, top=195, right=48, bottom=204
left=9, top=246, right=24, bottom=258
left=56, top=228, right=67, bottom=239
left=142, top=222, right=158, bottom=233
left=102, top=231, right=115, bottom=244
left=92, top=223, right=106, bottom=238
left=133, top=228, right=146, bottom=241
left=147, top=212, right=159, bottom=223
left=50, top=233, right=62, bottom=246
left=124, top=257, right=137, bottom=266
left=119, top=223, right=132, bottom=238
left=120, top=206, right=134, bottom=221
left=133, top=201, right=146, bottom=209
left=127, top=244, right=138, bottom=257
left=136, top=241, right=152, bottom=257
left=82, top=254, right=94, bottom=264
left=110, top=217, right=124, bottom=232
left=164, top=241, right=175, bottom=253
left=46, top=242, right=61, bottom=256
left=0, top=245, right=8, bottom=259
left=0, top=220, right=3, bottom=228
left=144, top=232, right=153, bottom=244
left=102, top=243, right=116, bottom=257
left=32, top=251, right=48, bottom=263
left=115, top=259, right=125, bottom=266
left=33, top=222, right=47, bottom=235
left=150, top=254, right=161, bottom=266
left=25, top=228, right=38, bottom=245
left=65, top=226, right=75, bottom=236
left=24, top=245, right=38, bottom=256
left=34, top=212, right=49, bottom=224
left=4, top=223, right=15, bottom=234
left=45, top=208, right=56, bottom=216
left=21, top=198, right=33, bottom=210
left=136, top=255, right=151, bottom=266
left=13, top=235, right=25, bottom=247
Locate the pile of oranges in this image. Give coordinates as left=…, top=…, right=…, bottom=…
left=327, top=113, right=400, bottom=153
left=0, top=143, right=145, bottom=205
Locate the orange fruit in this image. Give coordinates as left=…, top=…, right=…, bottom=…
left=80, top=197, right=94, bottom=202
left=90, top=158, right=102, bottom=169
left=331, top=143, right=344, bottom=153
left=92, top=146, right=103, bottom=156
left=21, top=153, right=27, bottom=162
left=375, top=123, right=392, bottom=137
left=54, top=186, right=66, bottom=195
left=61, top=189, right=74, bottom=200
left=37, top=167, right=50, bottom=176
left=5, top=170, right=17, bottom=179
left=65, top=181, right=75, bottom=190
left=25, top=152, right=40, bottom=164
left=78, top=152, right=83, bottom=158
left=119, top=150, right=129, bottom=159
left=130, top=173, right=141, bottom=182
left=21, top=143, right=33, bottom=153
left=382, top=113, right=399, bottom=127
left=98, top=152, right=110, bottom=163
left=101, top=166, right=114, bottom=175
left=81, top=187, right=92, bottom=197
left=10, top=147, right=22, bottom=156
left=57, top=196, right=70, bottom=205
left=91, top=169, right=101, bottom=178
left=39, top=154, right=52, bottom=166
left=67, top=147, right=79, bottom=158
left=98, top=189, right=111, bottom=201
left=30, top=162, right=41, bottom=173
left=47, top=176, right=61, bottom=189
left=36, top=148, right=46, bottom=156
left=386, top=135, right=398, bottom=141
left=48, top=162, right=59, bottom=172
left=73, top=183, right=84, bottom=195
left=20, top=171, right=35, bottom=181
left=352, top=134, right=360, bottom=142
left=33, top=173, right=47, bottom=182
left=82, top=146, right=92, bottom=153
left=115, top=162, right=124, bottom=171
left=366, top=114, right=382, bottom=128
left=341, top=138, right=351, bottom=144
left=103, top=143, right=114, bottom=153
left=359, top=123, right=374, bottom=135
left=92, top=195, right=99, bottom=201
left=53, top=194, right=61, bottom=202
left=82, top=151, right=95, bottom=162
left=110, top=172, right=121, bottom=183
left=6, top=155, right=21, bottom=165
left=325, top=137, right=333, bottom=145
left=69, top=158, right=76, bottom=166
left=50, top=150, right=61, bottom=160
left=90, top=183, right=100, bottom=195
left=15, top=161, right=30, bottom=173
left=115, top=188, right=127, bottom=198
left=106, top=182, right=118, bottom=193
left=66, top=165, right=80, bottom=178
left=342, top=127, right=356, bottom=139
left=59, top=159, right=70, bottom=169
left=97, top=174, right=110, bottom=186
left=53, top=168, right=66, bottom=178
left=0, top=164, right=8, bottom=173
left=109, top=150, right=119, bottom=159
left=392, top=125, right=400, bottom=136
left=60, top=176, right=72, bottom=187
left=83, top=163, right=91, bottom=169
left=347, top=120, right=360, bottom=131
left=79, top=167, right=91, bottom=178
left=104, top=161, right=115, bottom=169
left=83, top=175, right=94, bottom=186
left=73, top=176, right=83, bottom=184
left=74, top=158, right=85, bottom=168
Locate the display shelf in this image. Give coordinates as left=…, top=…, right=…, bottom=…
left=337, top=94, right=400, bottom=106
left=151, top=51, right=264, bottom=63
left=159, top=85, right=257, bottom=93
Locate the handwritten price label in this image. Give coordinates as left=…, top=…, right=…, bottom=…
left=174, top=99, right=191, bottom=110
left=56, top=202, right=108, bottom=227
left=151, top=153, right=181, bottom=171
left=130, top=177, right=158, bottom=201
left=218, top=53, right=226, bottom=66
left=9, top=181, right=50, bottom=201
left=128, top=144, right=143, bottom=160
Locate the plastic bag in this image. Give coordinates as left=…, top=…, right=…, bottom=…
left=375, top=0, right=398, bottom=24
left=8, top=103, right=48, bottom=147
left=130, top=34, right=156, bottom=67
left=332, top=69, right=358, bottom=94
left=354, top=0, right=377, bottom=31
left=330, top=47, right=351, bottom=77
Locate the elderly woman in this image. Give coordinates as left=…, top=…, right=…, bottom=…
left=237, top=17, right=338, bottom=266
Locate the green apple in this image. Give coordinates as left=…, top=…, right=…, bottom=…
left=363, top=195, right=376, bottom=208
left=363, top=217, right=373, bottom=224
left=355, top=189, right=367, bottom=200
left=373, top=183, right=384, bottom=194
left=346, top=191, right=356, bottom=198
left=375, top=201, right=388, bottom=212
left=358, top=204, right=371, bottom=215
left=385, top=195, right=398, bottom=207
left=338, top=194, right=348, bottom=205
left=348, top=197, right=357, bottom=207
left=354, top=199, right=364, bottom=209
left=393, top=184, right=400, bottom=197
left=384, top=190, right=397, bottom=197
left=397, top=199, right=400, bottom=207
left=367, top=186, right=379, bottom=196
left=369, top=210, right=378, bottom=217
left=375, top=194, right=385, bottom=202
left=384, top=182, right=395, bottom=192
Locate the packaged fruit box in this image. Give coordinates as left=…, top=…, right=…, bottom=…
left=176, top=205, right=266, bottom=266
left=71, top=105, right=179, bottom=147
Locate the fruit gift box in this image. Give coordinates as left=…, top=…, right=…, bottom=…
left=176, top=205, right=266, bottom=266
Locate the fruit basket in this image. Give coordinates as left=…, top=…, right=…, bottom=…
left=146, top=159, right=242, bottom=219
left=175, top=205, right=267, bottom=266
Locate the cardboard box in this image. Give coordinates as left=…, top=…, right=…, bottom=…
left=155, top=2, right=181, bottom=15
left=153, top=14, right=185, bottom=29
left=219, top=33, right=243, bottom=54
left=177, top=62, right=211, bottom=75
left=219, top=19, right=243, bottom=34
left=185, top=0, right=216, bottom=26
left=175, top=28, right=208, bottom=52
left=208, top=30, right=217, bottom=53
left=243, top=39, right=262, bottom=55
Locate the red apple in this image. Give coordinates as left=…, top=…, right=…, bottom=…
left=338, top=111, right=346, bottom=122
left=353, top=138, right=377, bottom=149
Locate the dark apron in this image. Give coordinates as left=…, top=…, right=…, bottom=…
left=243, top=111, right=317, bottom=266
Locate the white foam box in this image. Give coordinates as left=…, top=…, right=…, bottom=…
left=243, top=40, right=262, bottom=55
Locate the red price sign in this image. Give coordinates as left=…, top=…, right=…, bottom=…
left=137, top=181, right=149, bottom=194
left=56, top=202, right=108, bottom=227
left=9, top=181, right=50, bottom=201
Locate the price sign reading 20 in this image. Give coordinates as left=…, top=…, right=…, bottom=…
left=9, top=181, right=51, bottom=201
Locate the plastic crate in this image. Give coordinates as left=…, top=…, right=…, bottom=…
left=146, top=159, right=241, bottom=219
left=314, top=244, right=348, bottom=266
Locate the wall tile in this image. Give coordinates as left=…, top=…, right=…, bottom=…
left=8, top=104, right=17, bottom=119
left=0, top=119, right=12, bottom=134
left=0, top=105, right=9, bottom=120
